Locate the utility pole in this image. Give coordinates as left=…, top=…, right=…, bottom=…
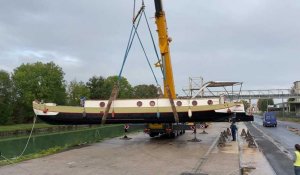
left=282, top=91, right=284, bottom=117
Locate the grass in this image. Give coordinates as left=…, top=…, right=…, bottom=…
left=0, top=123, right=54, bottom=132
left=277, top=116, right=300, bottom=123
left=0, top=123, right=112, bottom=133
left=0, top=146, right=67, bottom=166
left=254, top=112, right=300, bottom=123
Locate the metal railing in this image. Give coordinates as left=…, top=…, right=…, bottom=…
left=198, top=89, right=300, bottom=99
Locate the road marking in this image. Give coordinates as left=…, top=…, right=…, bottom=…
left=191, top=135, right=220, bottom=173
left=251, top=122, right=293, bottom=160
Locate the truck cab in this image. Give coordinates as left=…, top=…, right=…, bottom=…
left=263, top=112, right=277, bottom=127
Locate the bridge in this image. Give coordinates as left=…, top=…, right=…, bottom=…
left=198, top=89, right=300, bottom=100
left=181, top=77, right=300, bottom=100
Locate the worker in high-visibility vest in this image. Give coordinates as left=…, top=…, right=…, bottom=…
left=294, top=144, right=300, bottom=175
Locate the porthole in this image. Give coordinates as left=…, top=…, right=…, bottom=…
left=192, top=100, right=197, bottom=106
left=207, top=100, right=213, bottom=105
left=149, top=101, right=155, bottom=106
left=137, top=101, right=143, bottom=107
left=176, top=101, right=182, bottom=106
left=99, top=102, right=105, bottom=107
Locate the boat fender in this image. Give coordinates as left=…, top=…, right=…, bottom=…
left=227, top=108, right=231, bottom=113
left=156, top=112, right=160, bottom=118
left=43, top=108, right=48, bottom=114
left=112, top=110, right=115, bottom=118
left=188, top=109, right=192, bottom=118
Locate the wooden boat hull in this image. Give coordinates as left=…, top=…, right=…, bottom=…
left=33, top=99, right=253, bottom=125
left=36, top=111, right=253, bottom=125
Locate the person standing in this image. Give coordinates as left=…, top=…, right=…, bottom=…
left=230, top=122, right=238, bottom=141
left=80, top=96, right=86, bottom=107
left=294, top=144, right=300, bottom=175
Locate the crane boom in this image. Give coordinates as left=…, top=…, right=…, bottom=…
left=154, top=0, right=176, bottom=98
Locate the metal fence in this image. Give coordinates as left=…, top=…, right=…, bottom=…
left=0, top=124, right=142, bottom=159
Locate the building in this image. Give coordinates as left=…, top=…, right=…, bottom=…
left=288, top=81, right=300, bottom=114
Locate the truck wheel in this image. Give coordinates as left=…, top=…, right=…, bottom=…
left=169, top=132, right=175, bottom=138
left=149, top=132, right=158, bottom=137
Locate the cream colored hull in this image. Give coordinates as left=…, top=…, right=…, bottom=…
left=32, top=98, right=253, bottom=125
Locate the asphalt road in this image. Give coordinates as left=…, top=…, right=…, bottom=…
left=245, top=115, right=300, bottom=175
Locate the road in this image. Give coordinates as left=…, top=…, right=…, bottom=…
left=1, top=118, right=298, bottom=175
left=245, top=115, right=300, bottom=175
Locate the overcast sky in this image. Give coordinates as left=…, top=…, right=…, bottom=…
left=0, top=0, right=299, bottom=95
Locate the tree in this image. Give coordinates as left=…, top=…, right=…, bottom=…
left=0, top=70, right=13, bottom=124
left=12, top=62, right=66, bottom=123
left=103, top=76, right=133, bottom=99
left=257, top=98, right=274, bottom=112
left=133, top=84, right=158, bottom=98
left=240, top=100, right=250, bottom=111
left=86, top=76, right=106, bottom=99
left=67, top=80, right=90, bottom=106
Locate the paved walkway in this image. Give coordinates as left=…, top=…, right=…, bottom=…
left=238, top=122, right=276, bottom=175
left=197, top=122, right=275, bottom=175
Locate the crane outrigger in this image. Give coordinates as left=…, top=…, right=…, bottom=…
left=32, top=0, right=253, bottom=137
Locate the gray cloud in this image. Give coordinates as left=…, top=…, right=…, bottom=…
left=0, top=0, right=299, bottom=95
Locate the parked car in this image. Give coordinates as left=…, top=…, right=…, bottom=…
left=263, top=111, right=277, bottom=127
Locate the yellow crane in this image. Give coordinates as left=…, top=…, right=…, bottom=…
left=145, top=0, right=181, bottom=137
left=32, top=1, right=254, bottom=137
left=154, top=0, right=176, bottom=98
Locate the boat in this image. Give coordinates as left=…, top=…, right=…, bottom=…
left=32, top=0, right=253, bottom=126
left=33, top=97, right=252, bottom=125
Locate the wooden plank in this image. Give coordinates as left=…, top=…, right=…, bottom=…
left=102, top=85, right=119, bottom=125
left=166, top=86, right=179, bottom=123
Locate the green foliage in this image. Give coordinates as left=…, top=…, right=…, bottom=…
left=104, top=76, right=133, bottom=99
left=12, top=62, right=66, bottom=123
left=2, top=61, right=161, bottom=124
left=240, top=100, right=250, bottom=111
left=67, top=80, right=90, bottom=106
left=257, top=98, right=274, bottom=111
left=288, top=98, right=295, bottom=102
left=0, top=70, right=13, bottom=124
left=0, top=146, right=66, bottom=166
left=277, top=115, right=300, bottom=123
left=0, top=123, right=53, bottom=132
left=86, top=76, right=106, bottom=99
left=133, top=84, right=158, bottom=98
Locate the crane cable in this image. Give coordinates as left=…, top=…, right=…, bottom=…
left=16, top=114, right=37, bottom=158
left=132, top=24, right=159, bottom=86
left=118, top=6, right=143, bottom=81
left=118, top=2, right=162, bottom=87
left=0, top=114, right=37, bottom=170
left=133, top=0, right=136, bottom=22
left=143, top=10, right=163, bottom=76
